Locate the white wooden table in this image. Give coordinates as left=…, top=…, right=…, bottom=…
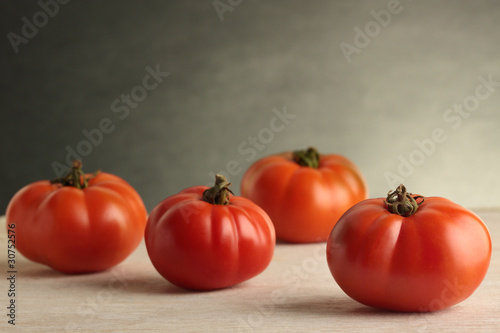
left=1, top=211, right=499, bottom=332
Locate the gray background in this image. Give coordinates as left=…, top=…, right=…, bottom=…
left=1, top=0, right=499, bottom=213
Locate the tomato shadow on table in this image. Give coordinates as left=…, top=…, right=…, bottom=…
left=17, top=261, right=242, bottom=295
left=97, top=268, right=243, bottom=295
left=15, top=259, right=73, bottom=279
left=271, top=294, right=365, bottom=317
left=121, top=274, right=195, bottom=295
left=272, top=294, right=453, bottom=318
left=122, top=275, right=250, bottom=296
left=114, top=268, right=255, bottom=296
left=45, top=267, right=194, bottom=295
left=19, top=266, right=68, bottom=279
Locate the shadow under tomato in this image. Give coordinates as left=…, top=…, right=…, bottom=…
left=272, top=294, right=366, bottom=317
left=18, top=266, right=67, bottom=278
left=18, top=263, right=128, bottom=279
left=273, top=293, right=456, bottom=318
left=15, top=259, right=91, bottom=278
left=14, top=261, right=244, bottom=295
left=122, top=274, right=194, bottom=295
left=121, top=273, right=250, bottom=295
left=70, top=265, right=237, bottom=295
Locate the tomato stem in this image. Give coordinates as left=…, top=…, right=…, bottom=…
left=293, top=147, right=320, bottom=168
left=385, top=184, right=424, bottom=217
left=203, top=174, right=234, bottom=205
left=50, top=161, right=99, bottom=189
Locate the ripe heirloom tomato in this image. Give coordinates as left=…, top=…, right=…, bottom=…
left=326, top=185, right=492, bottom=312
left=145, top=174, right=275, bottom=290
left=241, top=147, right=368, bottom=243
left=6, top=161, right=148, bottom=274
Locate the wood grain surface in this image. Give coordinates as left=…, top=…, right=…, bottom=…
left=1, top=211, right=498, bottom=332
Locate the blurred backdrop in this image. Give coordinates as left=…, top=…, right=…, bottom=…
left=1, top=0, right=500, bottom=212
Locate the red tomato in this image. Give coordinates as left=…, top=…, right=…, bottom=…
left=145, top=174, right=275, bottom=290
left=241, top=147, right=368, bottom=243
left=326, top=185, right=492, bottom=312
left=6, top=161, right=147, bottom=274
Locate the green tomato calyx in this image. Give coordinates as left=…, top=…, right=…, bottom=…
left=50, top=160, right=100, bottom=189
left=293, top=147, right=320, bottom=168
left=203, top=174, right=234, bottom=205
left=385, top=184, right=424, bottom=217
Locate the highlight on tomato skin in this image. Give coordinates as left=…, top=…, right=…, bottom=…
left=241, top=147, right=368, bottom=243
left=326, top=184, right=492, bottom=312
left=5, top=161, right=148, bottom=274
left=144, top=174, right=276, bottom=291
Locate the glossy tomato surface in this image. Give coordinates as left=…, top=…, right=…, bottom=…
left=6, top=172, right=147, bottom=274
left=241, top=150, right=368, bottom=243
left=145, top=185, right=275, bottom=290
left=326, top=195, right=492, bottom=312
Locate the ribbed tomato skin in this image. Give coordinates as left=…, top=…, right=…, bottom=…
left=6, top=172, right=147, bottom=273
left=326, top=197, right=492, bottom=312
left=145, top=186, right=275, bottom=290
left=241, top=152, right=368, bottom=243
